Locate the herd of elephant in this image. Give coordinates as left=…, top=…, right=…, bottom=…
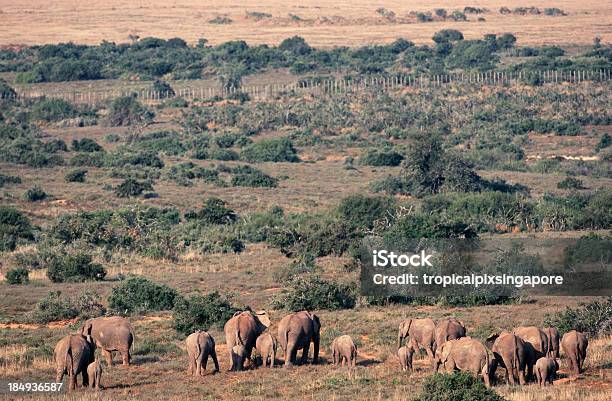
left=53, top=310, right=588, bottom=392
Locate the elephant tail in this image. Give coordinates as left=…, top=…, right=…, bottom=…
left=128, top=321, right=136, bottom=353
left=65, top=344, right=74, bottom=378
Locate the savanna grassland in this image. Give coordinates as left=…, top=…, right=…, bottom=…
left=1, top=8, right=612, bottom=401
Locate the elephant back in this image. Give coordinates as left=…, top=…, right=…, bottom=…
left=87, top=317, right=134, bottom=351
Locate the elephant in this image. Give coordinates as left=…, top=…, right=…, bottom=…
left=485, top=331, right=527, bottom=386
left=86, top=357, right=102, bottom=390
left=54, top=334, right=95, bottom=391
left=80, top=316, right=134, bottom=367
left=434, top=337, right=492, bottom=388
left=561, top=330, right=588, bottom=376
left=224, top=309, right=270, bottom=371
left=397, top=318, right=436, bottom=362
left=331, top=335, right=357, bottom=367
left=255, top=331, right=277, bottom=368
left=277, top=310, right=321, bottom=367
left=535, top=357, right=558, bottom=387
left=512, top=326, right=549, bottom=379
left=186, top=330, right=219, bottom=376
left=398, top=344, right=415, bottom=372
left=434, top=318, right=466, bottom=352
left=544, top=327, right=560, bottom=358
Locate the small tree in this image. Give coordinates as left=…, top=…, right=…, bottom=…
left=114, top=178, right=153, bottom=198
left=172, top=291, right=238, bottom=336
left=6, top=268, right=29, bottom=284
left=24, top=186, right=48, bottom=202
left=108, top=277, right=178, bottom=314
left=65, top=169, right=87, bottom=183
left=46, top=253, right=107, bottom=283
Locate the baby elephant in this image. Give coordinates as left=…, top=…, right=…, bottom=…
left=87, top=357, right=102, bottom=390
left=256, top=332, right=277, bottom=368
left=535, top=357, right=558, bottom=387
left=398, top=345, right=415, bottom=372
left=331, top=335, right=357, bottom=367
left=186, top=330, right=220, bottom=376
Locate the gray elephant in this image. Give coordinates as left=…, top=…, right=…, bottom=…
left=224, top=310, right=270, bottom=371
left=54, top=334, right=95, bottom=391
left=535, top=357, right=558, bottom=386
left=86, top=356, right=102, bottom=390
left=434, top=318, right=466, bottom=352
left=277, top=310, right=321, bottom=367
left=397, top=318, right=436, bottom=362
left=561, top=330, right=588, bottom=376
left=485, top=331, right=527, bottom=386
left=512, top=326, right=548, bottom=379
left=544, top=327, right=560, bottom=358
left=331, top=335, right=357, bottom=367
left=255, top=331, right=277, bottom=368
left=186, top=330, right=219, bottom=376
left=434, top=337, right=492, bottom=388
left=80, top=316, right=134, bottom=366
left=398, top=344, right=415, bottom=372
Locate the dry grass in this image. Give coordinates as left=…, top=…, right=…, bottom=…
left=0, top=0, right=610, bottom=46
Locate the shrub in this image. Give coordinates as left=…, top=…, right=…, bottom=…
left=114, top=178, right=154, bottom=198
left=105, top=95, right=154, bottom=126
left=5, top=267, right=29, bottom=285
left=71, top=138, right=103, bottom=152
left=70, top=151, right=106, bottom=167
left=108, top=276, right=178, bottom=314
left=27, top=290, right=106, bottom=324
left=210, top=148, right=239, bottom=161
left=231, top=170, right=278, bottom=188
left=23, top=186, right=48, bottom=202
left=0, top=78, right=16, bottom=99
left=432, top=29, right=464, bottom=44
left=596, top=133, right=611, bottom=152
left=64, top=169, right=87, bottom=182
left=414, top=372, right=505, bottom=401
left=240, top=137, right=300, bottom=163
left=337, top=194, right=395, bottom=230
left=557, top=176, right=585, bottom=190
left=172, top=291, right=238, bottom=336
left=359, top=149, right=404, bottom=166
left=151, top=80, right=175, bottom=98
left=46, top=253, right=107, bottom=283
left=185, top=198, right=237, bottom=225
left=271, top=275, right=357, bottom=311
left=30, top=98, right=77, bottom=122
left=0, top=206, right=34, bottom=251
left=544, top=298, right=611, bottom=337
left=0, top=173, right=21, bottom=188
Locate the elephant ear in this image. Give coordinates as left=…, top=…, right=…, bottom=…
left=440, top=342, right=453, bottom=363
left=255, top=310, right=270, bottom=328
left=232, top=311, right=243, bottom=318
left=399, top=319, right=412, bottom=338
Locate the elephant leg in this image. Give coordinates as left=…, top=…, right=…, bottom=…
left=82, top=368, right=89, bottom=388
left=285, top=338, right=298, bottom=367
left=300, top=344, right=310, bottom=365
left=210, top=349, right=220, bottom=373
left=271, top=350, right=276, bottom=368
left=68, top=373, right=76, bottom=392
left=188, top=356, right=194, bottom=376
left=103, top=349, right=113, bottom=367
left=578, top=355, right=583, bottom=374
left=313, top=337, right=319, bottom=364
left=195, top=355, right=202, bottom=376
left=121, top=348, right=130, bottom=366
left=55, top=367, right=64, bottom=384
left=518, top=367, right=526, bottom=386
left=228, top=348, right=235, bottom=371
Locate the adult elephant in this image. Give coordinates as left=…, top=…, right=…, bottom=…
left=80, top=316, right=134, bottom=366
left=186, top=330, right=219, bottom=376
left=434, top=337, right=492, bottom=388
left=54, top=334, right=95, bottom=391
left=434, top=318, right=466, bottom=352
left=485, top=331, right=527, bottom=386
left=513, top=326, right=548, bottom=379
left=224, top=310, right=270, bottom=371
left=543, top=327, right=560, bottom=358
left=277, top=311, right=321, bottom=367
left=561, top=330, right=588, bottom=376
left=397, top=318, right=436, bottom=361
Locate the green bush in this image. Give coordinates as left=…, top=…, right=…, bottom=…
left=240, top=137, right=300, bottom=163
left=414, top=372, right=505, bottom=401
left=23, top=186, right=48, bottom=202
left=105, top=95, right=154, bottom=127
left=544, top=298, right=611, bottom=337
left=0, top=206, right=34, bottom=251
left=210, top=148, right=239, bottom=161
left=64, top=169, right=87, bottom=182
left=359, top=149, right=404, bottom=166
left=0, top=174, right=21, bottom=188
left=70, top=151, right=106, bottom=167
left=27, top=290, right=105, bottom=324
left=30, top=98, right=77, bottom=122
left=185, top=198, right=237, bottom=225
left=337, top=194, right=395, bottom=230
left=432, top=29, right=464, bottom=43
left=271, top=275, right=356, bottom=311
left=0, top=78, right=16, bottom=99
left=596, top=133, right=611, bottom=152
left=46, top=252, right=107, bottom=283
left=108, top=276, right=178, bottom=315
left=5, top=267, right=29, bottom=285
left=172, top=291, right=238, bottom=336
left=114, top=178, right=154, bottom=198
left=72, top=138, right=103, bottom=152
left=231, top=170, right=278, bottom=188
left=151, top=80, right=175, bottom=98
left=557, top=176, right=585, bottom=190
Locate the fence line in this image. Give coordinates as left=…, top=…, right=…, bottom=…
left=2, top=69, right=611, bottom=104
